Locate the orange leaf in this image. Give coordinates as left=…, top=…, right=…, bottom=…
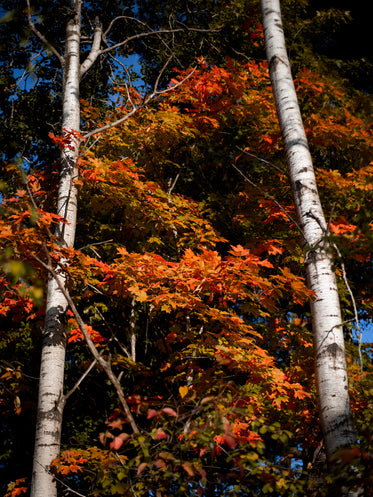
left=182, top=462, right=195, bottom=477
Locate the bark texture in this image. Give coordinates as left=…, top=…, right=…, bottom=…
left=260, top=0, right=357, bottom=460
left=30, top=3, right=82, bottom=496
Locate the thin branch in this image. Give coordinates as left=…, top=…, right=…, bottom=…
left=82, top=67, right=195, bottom=140
left=231, top=162, right=304, bottom=236
left=333, top=242, right=364, bottom=382
left=153, top=66, right=196, bottom=96
left=129, top=298, right=136, bottom=362
left=82, top=104, right=140, bottom=140
left=78, top=135, right=102, bottom=159
left=152, top=54, right=173, bottom=94
left=101, top=14, right=217, bottom=56
left=0, top=361, right=39, bottom=381
left=64, top=331, right=121, bottom=402
left=26, top=0, right=64, bottom=65
left=94, top=305, right=132, bottom=360
left=168, top=173, right=180, bottom=195
left=34, top=459, right=88, bottom=497
left=236, top=146, right=285, bottom=175
left=10, top=50, right=43, bottom=121
left=63, top=358, right=97, bottom=402
left=78, top=239, right=113, bottom=251
left=105, top=51, right=136, bottom=108
left=34, top=248, right=140, bottom=435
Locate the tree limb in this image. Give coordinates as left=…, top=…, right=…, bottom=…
left=100, top=26, right=217, bottom=56
left=231, top=162, right=304, bottom=236
left=34, top=248, right=140, bottom=435
left=26, top=0, right=64, bottom=65
left=80, top=17, right=103, bottom=77
left=82, top=67, right=195, bottom=140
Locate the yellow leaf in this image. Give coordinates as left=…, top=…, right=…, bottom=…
left=179, top=385, right=188, bottom=398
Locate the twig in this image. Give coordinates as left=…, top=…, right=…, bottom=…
left=82, top=68, right=195, bottom=140
left=63, top=358, right=98, bottom=402
left=34, top=458, right=88, bottom=497
left=79, top=135, right=102, bottom=158
left=78, top=239, right=113, bottom=251
left=231, top=162, right=304, bottom=236
left=333, top=242, right=364, bottom=382
left=100, top=19, right=218, bottom=56
left=129, top=298, right=137, bottom=362
left=168, top=173, right=180, bottom=195
left=26, top=0, right=64, bottom=65
left=0, top=361, right=39, bottom=381
left=236, top=146, right=285, bottom=175
left=94, top=305, right=132, bottom=359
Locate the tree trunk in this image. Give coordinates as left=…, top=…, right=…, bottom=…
left=30, top=2, right=82, bottom=496
left=260, top=0, right=357, bottom=461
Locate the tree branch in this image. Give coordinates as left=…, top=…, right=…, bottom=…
left=80, top=17, right=103, bottom=77
left=34, top=459, right=88, bottom=497
left=82, top=67, right=196, bottom=140
left=231, top=162, right=304, bottom=236
left=26, top=0, right=64, bottom=65
left=101, top=24, right=217, bottom=56
left=332, top=242, right=364, bottom=382
left=236, top=146, right=286, bottom=175
left=34, top=248, right=140, bottom=435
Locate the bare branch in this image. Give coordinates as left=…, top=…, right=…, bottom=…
left=26, top=0, right=64, bottom=65
left=236, top=146, right=285, bottom=175
left=10, top=50, right=43, bottom=122
left=104, top=15, right=147, bottom=37
left=152, top=54, right=173, bottom=93
left=34, top=459, right=88, bottom=497
left=82, top=104, right=140, bottom=140
left=231, top=162, right=304, bottom=236
left=82, top=67, right=195, bottom=140
left=34, top=249, right=140, bottom=435
left=93, top=305, right=132, bottom=360
left=333, top=242, right=364, bottom=382
left=106, top=51, right=137, bottom=108
left=129, top=298, right=136, bottom=362
left=78, top=239, right=113, bottom=251
left=80, top=18, right=103, bottom=77
left=167, top=173, right=180, bottom=195
left=63, top=358, right=97, bottom=402
left=100, top=27, right=217, bottom=56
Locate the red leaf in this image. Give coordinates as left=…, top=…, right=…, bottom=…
left=110, top=436, right=124, bottom=451
left=147, top=408, right=159, bottom=419
left=162, top=407, right=177, bottom=417
left=155, top=430, right=168, bottom=440
left=137, top=462, right=148, bottom=475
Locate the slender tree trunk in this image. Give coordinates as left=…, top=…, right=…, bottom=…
left=31, top=2, right=82, bottom=496
left=260, top=0, right=357, bottom=461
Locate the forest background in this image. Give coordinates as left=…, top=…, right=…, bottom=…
left=0, top=0, right=372, bottom=496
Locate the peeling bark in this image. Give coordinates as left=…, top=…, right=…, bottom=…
left=30, top=2, right=83, bottom=496
left=260, top=0, right=357, bottom=464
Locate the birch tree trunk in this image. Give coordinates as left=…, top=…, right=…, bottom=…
left=260, top=0, right=357, bottom=462
left=31, top=2, right=82, bottom=495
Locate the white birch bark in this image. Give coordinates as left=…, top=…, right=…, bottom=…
left=260, top=0, right=357, bottom=461
left=31, top=2, right=82, bottom=496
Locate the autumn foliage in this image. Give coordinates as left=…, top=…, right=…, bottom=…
left=1, top=56, right=373, bottom=496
